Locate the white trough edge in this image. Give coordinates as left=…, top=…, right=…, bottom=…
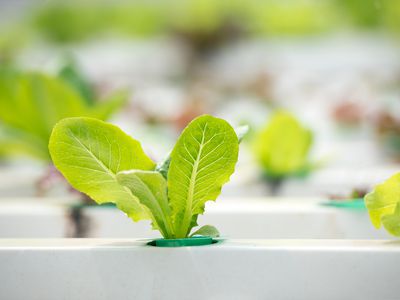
left=0, top=198, right=392, bottom=239
left=0, top=239, right=399, bottom=300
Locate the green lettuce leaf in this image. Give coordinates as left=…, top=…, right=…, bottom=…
left=190, top=225, right=220, bottom=238
left=155, top=126, right=247, bottom=180
left=116, top=170, right=174, bottom=238
left=365, top=173, right=400, bottom=236
left=381, top=203, right=400, bottom=237
left=253, top=110, right=313, bottom=178
left=167, top=115, right=239, bottom=238
left=49, top=117, right=155, bottom=221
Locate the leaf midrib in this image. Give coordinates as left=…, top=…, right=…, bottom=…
left=179, top=125, right=207, bottom=237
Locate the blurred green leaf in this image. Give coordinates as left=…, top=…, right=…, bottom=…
left=0, top=72, right=88, bottom=160
left=248, top=0, right=337, bottom=36
left=58, top=59, right=95, bottom=105
left=381, top=203, right=400, bottom=237
left=381, top=0, right=400, bottom=34
left=365, top=173, right=400, bottom=236
left=168, top=0, right=227, bottom=34
left=0, top=124, right=49, bottom=160
left=25, top=0, right=400, bottom=45
left=253, top=110, right=313, bottom=178
left=335, top=0, right=382, bottom=28
left=92, top=89, right=129, bottom=121
left=32, top=2, right=167, bottom=43
left=0, top=72, right=126, bottom=162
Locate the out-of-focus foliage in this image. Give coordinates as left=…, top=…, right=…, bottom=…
left=166, top=0, right=244, bottom=52
left=336, top=0, right=400, bottom=33
left=168, top=0, right=227, bottom=34
left=0, top=71, right=127, bottom=162
left=32, top=2, right=167, bottom=43
left=253, top=111, right=313, bottom=179
left=248, top=0, right=338, bottom=36
left=4, top=0, right=394, bottom=48
left=365, top=173, right=400, bottom=237
left=58, top=59, right=95, bottom=105
left=381, top=0, right=400, bottom=34
left=31, top=0, right=338, bottom=42
left=335, top=0, right=382, bottom=28
left=0, top=25, right=31, bottom=64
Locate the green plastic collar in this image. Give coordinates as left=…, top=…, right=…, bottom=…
left=322, top=198, right=365, bottom=209
left=148, top=236, right=217, bottom=247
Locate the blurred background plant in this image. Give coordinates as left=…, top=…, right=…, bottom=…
left=253, top=111, right=315, bottom=194
left=375, top=110, right=400, bottom=162
left=0, top=66, right=128, bottom=195
left=0, top=69, right=127, bottom=162
left=1, top=0, right=399, bottom=51
left=26, top=0, right=400, bottom=43
left=0, top=0, right=399, bottom=199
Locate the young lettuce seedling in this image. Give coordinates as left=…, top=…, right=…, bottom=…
left=49, top=115, right=240, bottom=239
left=365, top=173, right=400, bottom=237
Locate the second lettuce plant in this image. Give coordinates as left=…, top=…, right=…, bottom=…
left=254, top=110, right=313, bottom=179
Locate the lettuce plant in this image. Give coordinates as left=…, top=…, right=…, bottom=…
left=253, top=110, right=313, bottom=179
left=49, top=115, right=240, bottom=239
left=365, top=173, right=400, bottom=237
left=0, top=72, right=127, bottom=162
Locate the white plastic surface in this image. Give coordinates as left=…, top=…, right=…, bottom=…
left=0, top=198, right=392, bottom=239
left=0, top=201, right=66, bottom=238
left=84, top=198, right=391, bottom=239
left=0, top=239, right=399, bottom=300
